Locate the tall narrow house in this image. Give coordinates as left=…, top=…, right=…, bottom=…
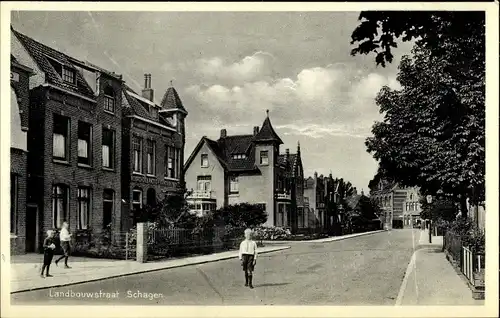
left=12, top=29, right=124, bottom=251
left=184, top=111, right=304, bottom=232
left=121, top=75, right=187, bottom=229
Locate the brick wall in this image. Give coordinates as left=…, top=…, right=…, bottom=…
left=28, top=75, right=124, bottom=251
left=121, top=117, right=184, bottom=229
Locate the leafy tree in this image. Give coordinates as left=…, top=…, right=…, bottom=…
left=352, top=12, right=485, bottom=217
left=419, top=196, right=458, bottom=222
left=212, top=203, right=268, bottom=228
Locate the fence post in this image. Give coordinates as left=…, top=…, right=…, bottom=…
left=136, top=222, right=148, bottom=263
left=125, top=232, right=129, bottom=261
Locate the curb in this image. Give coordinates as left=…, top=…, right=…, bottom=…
left=261, top=229, right=386, bottom=244
left=11, top=246, right=290, bottom=294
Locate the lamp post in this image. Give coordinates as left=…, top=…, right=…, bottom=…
left=426, top=195, right=433, bottom=243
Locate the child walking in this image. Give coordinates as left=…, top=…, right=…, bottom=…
left=55, top=221, right=72, bottom=268
left=238, top=228, right=258, bottom=289
left=41, top=230, right=56, bottom=278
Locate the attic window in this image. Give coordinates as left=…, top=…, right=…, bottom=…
left=232, top=154, right=247, bottom=160
left=149, top=105, right=159, bottom=120
left=62, top=67, right=76, bottom=84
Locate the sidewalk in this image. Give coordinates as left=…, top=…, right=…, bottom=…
left=396, top=229, right=483, bottom=306
left=261, top=229, right=386, bottom=244
left=10, top=245, right=290, bottom=294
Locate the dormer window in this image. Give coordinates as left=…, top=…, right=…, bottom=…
left=62, top=67, right=76, bottom=84
left=149, top=105, right=159, bottom=120
left=232, top=154, right=247, bottom=160
left=103, top=86, right=115, bottom=113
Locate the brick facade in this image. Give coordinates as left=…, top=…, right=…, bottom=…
left=10, top=59, right=32, bottom=254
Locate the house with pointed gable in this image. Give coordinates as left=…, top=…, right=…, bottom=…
left=184, top=111, right=305, bottom=231
left=121, top=75, right=187, bottom=228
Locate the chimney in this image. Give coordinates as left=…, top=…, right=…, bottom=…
left=314, top=171, right=318, bottom=179
left=220, top=129, right=227, bottom=138
left=253, top=126, right=260, bottom=136
left=142, top=73, right=154, bottom=102
left=353, top=187, right=358, bottom=195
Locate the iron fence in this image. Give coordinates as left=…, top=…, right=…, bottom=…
left=444, top=231, right=485, bottom=287
left=147, top=226, right=245, bottom=259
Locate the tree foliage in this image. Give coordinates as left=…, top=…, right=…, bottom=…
left=212, top=203, right=268, bottom=228
left=352, top=12, right=485, bottom=216
left=419, top=196, right=458, bottom=222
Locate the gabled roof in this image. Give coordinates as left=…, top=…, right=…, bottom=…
left=12, top=29, right=96, bottom=99
left=345, top=194, right=362, bottom=210
left=253, top=114, right=283, bottom=145
left=160, top=86, right=187, bottom=114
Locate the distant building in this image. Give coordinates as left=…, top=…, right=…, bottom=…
left=184, top=111, right=305, bottom=231
left=10, top=55, right=33, bottom=254
left=368, top=173, right=421, bottom=229
left=303, top=172, right=327, bottom=229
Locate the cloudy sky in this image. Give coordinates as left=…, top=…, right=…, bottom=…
left=11, top=11, right=412, bottom=191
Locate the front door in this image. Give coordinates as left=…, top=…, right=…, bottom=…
left=25, top=205, right=38, bottom=252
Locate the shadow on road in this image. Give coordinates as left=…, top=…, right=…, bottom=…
left=256, top=282, right=290, bottom=287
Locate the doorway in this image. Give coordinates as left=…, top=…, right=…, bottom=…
left=25, top=204, right=38, bottom=253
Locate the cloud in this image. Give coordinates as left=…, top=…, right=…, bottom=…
left=177, top=51, right=275, bottom=85
left=185, top=62, right=399, bottom=137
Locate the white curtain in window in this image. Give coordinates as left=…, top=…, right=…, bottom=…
left=147, top=154, right=153, bottom=174
left=79, top=200, right=88, bottom=229
left=78, top=139, right=88, bottom=158
left=133, top=150, right=140, bottom=171
left=57, top=198, right=64, bottom=228
left=53, top=133, right=66, bottom=158
left=102, top=145, right=110, bottom=167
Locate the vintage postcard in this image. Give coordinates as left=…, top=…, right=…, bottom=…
left=1, top=1, right=498, bottom=318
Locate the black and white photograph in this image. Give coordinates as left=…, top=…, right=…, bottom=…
left=1, top=2, right=498, bottom=318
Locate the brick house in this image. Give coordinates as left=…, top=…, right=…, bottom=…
left=121, top=75, right=187, bottom=229
left=10, top=55, right=34, bottom=254
left=303, top=172, right=327, bottom=230
left=184, top=111, right=305, bottom=232
left=12, top=29, right=124, bottom=251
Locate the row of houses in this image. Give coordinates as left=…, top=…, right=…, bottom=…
left=10, top=28, right=187, bottom=254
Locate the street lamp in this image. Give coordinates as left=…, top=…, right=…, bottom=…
left=426, top=195, right=433, bottom=243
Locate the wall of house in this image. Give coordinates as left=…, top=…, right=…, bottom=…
left=31, top=78, right=123, bottom=251
left=184, top=141, right=225, bottom=209
left=11, top=149, right=27, bottom=254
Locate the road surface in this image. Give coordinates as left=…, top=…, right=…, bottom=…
left=11, top=229, right=419, bottom=305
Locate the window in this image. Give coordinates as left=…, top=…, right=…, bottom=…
left=10, top=174, right=18, bottom=233
left=229, top=176, right=239, bottom=194
left=146, top=140, right=155, bottom=175
left=166, top=146, right=180, bottom=179
left=78, top=121, right=92, bottom=166
left=102, top=128, right=115, bottom=169
left=278, top=204, right=284, bottom=227
left=132, top=136, right=142, bottom=173
left=103, top=86, right=115, bottom=113
left=52, top=185, right=68, bottom=229
left=103, top=189, right=114, bottom=229
left=150, top=106, right=159, bottom=119
left=201, top=154, right=209, bottom=167
left=405, top=202, right=409, bottom=211
left=78, top=187, right=91, bottom=229
left=132, top=189, right=142, bottom=211
left=62, top=67, right=76, bottom=84
left=53, top=114, right=70, bottom=161
left=260, top=150, right=269, bottom=165
left=197, top=176, right=212, bottom=191
left=232, top=154, right=247, bottom=160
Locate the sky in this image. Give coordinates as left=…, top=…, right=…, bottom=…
left=11, top=11, right=413, bottom=191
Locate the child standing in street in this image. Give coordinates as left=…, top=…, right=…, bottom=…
left=239, top=228, right=258, bottom=289
left=55, top=221, right=72, bottom=268
left=41, top=230, right=56, bottom=278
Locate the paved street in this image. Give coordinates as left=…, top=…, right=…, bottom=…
left=12, top=230, right=420, bottom=305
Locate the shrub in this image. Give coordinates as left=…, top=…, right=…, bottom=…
left=212, top=203, right=268, bottom=228
left=253, top=226, right=291, bottom=241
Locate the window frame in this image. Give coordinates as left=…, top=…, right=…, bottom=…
left=132, top=189, right=143, bottom=211
left=103, top=189, right=114, bottom=229
left=201, top=154, right=209, bottom=168
left=146, top=139, right=156, bottom=176
left=132, top=136, right=143, bottom=173
left=52, top=184, right=69, bottom=229
left=62, top=66, right=76, bottom=84
left=77, top=121, right=93, bottom=166
left=102, top=128, right=115, bottom=170
left=229, top=176, right=239, bottom=194
left=77, top=187, right=91, bottom=230
left=260, top=150, right=269, bottom=165
left=53, top=114, right=70, bottom=162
